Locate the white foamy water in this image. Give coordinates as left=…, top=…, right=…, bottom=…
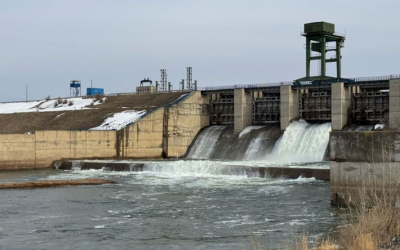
left=186, top=126, right=225, bottom=159
left=268, top=120, right=331, bottom=162
left=238, top=126, right=263, bottom=138
left=243, top=137, right=265, bottom=160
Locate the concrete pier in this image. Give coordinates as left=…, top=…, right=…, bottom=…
left=234, top=89, right=252, bottom=133
left=331, top=82, right=350, bottom=131
left=280, top=85, right=299, bottom=131
left=389, top=79, right=400, bottom=130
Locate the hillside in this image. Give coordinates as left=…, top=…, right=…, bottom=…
left=0, top=92, right=186, bottom=134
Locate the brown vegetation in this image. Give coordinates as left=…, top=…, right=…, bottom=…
left=0, top=178, right=116, bottom=189
left=0, top=92, right=185, bottom=134
left=253, top=181, right=400, bottom=250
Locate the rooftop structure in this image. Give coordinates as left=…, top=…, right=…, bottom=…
left=296, top=22, right=346, bottom=83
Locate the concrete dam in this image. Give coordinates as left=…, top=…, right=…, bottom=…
left=1, top=76, right=400, bottom=205
left=1, top=21, right=400, bottom=206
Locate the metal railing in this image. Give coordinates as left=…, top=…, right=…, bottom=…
left=198, top=82, right=293, bottom=91
left=198, top=85, right=236, bottom=91
left=350, top=74, right=400, bottom=82
left=2, top=74, right=400, bottom=104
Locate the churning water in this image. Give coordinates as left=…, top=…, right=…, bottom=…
left=0, top=120, right=336, bottom=249
left=0, top=165, right=335, bottom=250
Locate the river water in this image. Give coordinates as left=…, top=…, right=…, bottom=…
left=0, top=160, right=336, bottom=250
left=0, top=121, right=337, bottom=249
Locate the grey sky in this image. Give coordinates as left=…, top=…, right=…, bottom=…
left=1, top=0, right=400, bottom=102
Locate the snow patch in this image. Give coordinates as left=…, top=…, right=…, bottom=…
left=0, top=97, right=102, bottom=114
left=0, top=101, right=43, bottom=114
left=38, top=98, right=101, bottom=111
left=374, top=124, right=385, bottom=130
left=90, top=110, right=146, bottom=130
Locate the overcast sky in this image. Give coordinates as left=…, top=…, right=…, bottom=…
left=1, top=0, right=400, bottom=102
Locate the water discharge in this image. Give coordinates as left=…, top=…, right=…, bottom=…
left=186, top=126, right=225, bottom=159
left=268, top=120, right=331, bottom=162
left=0, top=120, right=338, bottom=250
left=186, top=120, right=331, bottom=162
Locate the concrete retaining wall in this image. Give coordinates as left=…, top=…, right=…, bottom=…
left=35, top=130, right=116, bottom=167
left=0, top=130, right=117, bottom=170
left=330, top=130, right=400, bottom=205
left=330, top=161, right=400, bottom=205
left=119, top=108, right=164, bottom=158
left=166, top=91, right=209, bottom=157
left=330, top=131, right=399, bottom=162
left=114, top=91, right=210, bottom=159
left=0, top=134, right=36, bottom=170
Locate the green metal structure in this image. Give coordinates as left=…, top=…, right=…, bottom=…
left=296, top=22, right=345, bottom=82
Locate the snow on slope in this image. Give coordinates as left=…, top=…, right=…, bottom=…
left=90, top=110, right=146, bottom=130
left=0, top=98, right=103, bottom=114
left=0, top=101, right=43, bottom=114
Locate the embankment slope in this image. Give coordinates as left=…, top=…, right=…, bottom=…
left=0, top=92, right=184, bottom=134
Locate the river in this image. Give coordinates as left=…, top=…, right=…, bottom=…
left=0, top=159, right=336, bottom=250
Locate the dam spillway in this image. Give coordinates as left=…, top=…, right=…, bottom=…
left=186, top=120, right=331, bottom=162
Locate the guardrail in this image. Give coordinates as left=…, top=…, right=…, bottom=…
left=350, top=74, right=400, bottom=82
left=198, top=82, right=293, bottom=91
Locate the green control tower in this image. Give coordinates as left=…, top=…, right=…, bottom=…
left=296, top=22, right=345, bottom=83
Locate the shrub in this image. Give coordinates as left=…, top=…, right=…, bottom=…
left=95, top=94, right=103, bottom=103
left=45, top=95, right=51, bottom=101
left=68, top=100, right=74, bottom=106
left=62, top=99, right=68, bottom=104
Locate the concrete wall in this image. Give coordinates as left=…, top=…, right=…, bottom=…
left=331, top=161, right=400, bottom=205
left=0, top=91, right=211, bottom=169
left=330, top=130, right=400, bottom=205
left=0, top=130, right=117, bottom=170
left=390, top=79, right=400, bottom=130
left=166, top=91, right=209, bottom=157
left=35, top=130, right=116, bottom=167
left=234, top=89, right=252, bottom=133
left=280, top=85, right=299, bottom=130
left=330, top=131, right=398, bottom=163
left=118, top=91, right=209, bottom=159
left=331, top=82, right=350, bottom=131
left=0, top=134, right=36, bottom=170
left=119, top=108, right=165, bottom=158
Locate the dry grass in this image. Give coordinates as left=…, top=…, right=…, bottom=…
left=0, top=92, right=185, bottom=134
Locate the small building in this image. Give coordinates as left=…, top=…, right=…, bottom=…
left=137, top=78, right=155, bottom=93
left=87, top=88, right=104, bottom=96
